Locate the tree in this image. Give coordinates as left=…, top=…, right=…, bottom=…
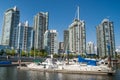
left=43, top=53, right=48, bottom=58
left=80, top=53, right=86, bottom=58
left=0, top=49, right=4, bottom=55
left=30, top=49, right=48, bottom=58
left=6, top=49, right=11, bottom=55
left=11, top=49, right=16, bottom=56
left=53, top=54, right=58, bottom=58
left=69, top=54, right=74, bottom=59
left=30, top=50, right=34, bottom=57
left=38, top=52, right=43, bottom=57
left=21, top=50, right=26, bottom=56
left=38, top=49, right=48, bottom=57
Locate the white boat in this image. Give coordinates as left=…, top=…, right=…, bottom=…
left=27, top=58, right=58, bottom=69
left=57, top=63, right=115, bottom=74
left=25, top=56, right=115, bottom=75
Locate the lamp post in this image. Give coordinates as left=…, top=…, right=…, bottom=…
left=18, top=43, right=21, bottom=66
left=107, top=43, right=111, bottom=68
left=67, top=50, right=69, bottom=64
left=34, top=47, right=35, bottom=59
left=5, top=47, right=8, bottom=60
left=18, top=45, right=20, bottom=59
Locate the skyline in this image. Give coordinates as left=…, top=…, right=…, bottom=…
left=0, top=0, right=120, bottom=49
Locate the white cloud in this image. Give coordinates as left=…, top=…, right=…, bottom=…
left=116, top=46, right=120, bottom=49
left=116, top=45, right=120, bottom=52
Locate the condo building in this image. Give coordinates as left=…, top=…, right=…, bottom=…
left=1, top=6, right=20, bottom=48
left=63, top=30, right=69, bottom=52
left=69, top=19, right=86, bottom=54
left=86, top=41, right=95, bottom=54
left=96, top=19, right=115, bottom=57
left=58, top=42, right=64, bottom=54
left=15, top=21, right=33, bottom=53
left=33, top=12, right=48, bottom=50
left=44, top=30, right=58, bottom=54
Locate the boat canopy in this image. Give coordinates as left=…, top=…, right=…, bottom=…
left=78, top=55, right=97, bottom=66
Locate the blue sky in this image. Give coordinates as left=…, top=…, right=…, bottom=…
left=0, top=0, right=120, bottom=48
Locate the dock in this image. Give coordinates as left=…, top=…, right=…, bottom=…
left=0, top=62, right=31, bottom=67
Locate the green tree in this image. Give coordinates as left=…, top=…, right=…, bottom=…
left=11, top=49, right=16, bottom=56
left=0, top=49, right=4, bottom=55
left=6, top=49, right=11, bottom=55
left=35, top=49, right=39, bottom=56
left=43, top=53, right=48, bottom=57
left=69, top=54, right=74, bottom=59
left=38, top=52, right=43, bottom=57
left=38, top=49, right=47, bottom=57
left=73, top=54, right=78, bottom=58
left=30, top=49, right=48, bottom=58
left=21, top=50, right=26, bottom=56
left=53, top=54, right=58, bottom=58
left=30, top=50, right=34, bottom=56
left=80, top=53, right=86, bottom=58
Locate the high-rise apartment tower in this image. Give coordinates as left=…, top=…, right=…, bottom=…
left=33, top=12, right=48, bottom=50
left=68, top=7, right=86, bottom=54
left=96, top=19, right=115, bottom=57
left=44, top=30, right=58, bottom=54
left=1, top=6, right=20, bottom=48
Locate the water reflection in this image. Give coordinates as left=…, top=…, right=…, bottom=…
left=17, top=69, right=113, bottom=80
left=0, top=66, right=119, bottom=80
left=0, top=67, right=17, bottom=80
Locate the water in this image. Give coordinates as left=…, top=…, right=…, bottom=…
left=0, top=65, right=120, bottom=80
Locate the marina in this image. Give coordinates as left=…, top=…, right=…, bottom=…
left=0, top=0, right=120, bottom=80
left=18, top=55, right=116, bottom=75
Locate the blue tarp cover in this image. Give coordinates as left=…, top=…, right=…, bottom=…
left=0, top=61, right=11, bottom=64
left=78, top=55, right=97, bottom=66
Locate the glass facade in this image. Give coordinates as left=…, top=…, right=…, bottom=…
left=69, top=19, right=86, bottom=54
left=1, top=6, right=20, bottom=48
left=63, top=30, right=69, bottom=52
left=96, top=19, right=115, bottom=57
left=44, top=30, right=58, bottom=54
left=15, top=22, right=33, bottom=52
left=86, top=42, right=95, bottom=54
left=33, top=12, right=48, bottom=50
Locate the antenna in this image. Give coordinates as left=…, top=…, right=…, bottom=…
left=74, top=6, right=80, bottom=20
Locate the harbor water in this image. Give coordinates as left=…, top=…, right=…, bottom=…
left=0, top=64, right=120, bottom=80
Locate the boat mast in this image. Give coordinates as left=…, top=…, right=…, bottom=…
left=77, top=6, right=79, bottom=21
left=77, top=6, right=81, bottom=55
left=107, top=43, right=111, bottom=68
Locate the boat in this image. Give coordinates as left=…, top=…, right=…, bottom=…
left=58, top=56, right=115, bottom=75
left=27, top=58, right=58, bottom=69
left=0, top=61, right=12, bottom=67
left=20, top=55, right=115, bottom=75
left=0, top=61, right=11, bottom=65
